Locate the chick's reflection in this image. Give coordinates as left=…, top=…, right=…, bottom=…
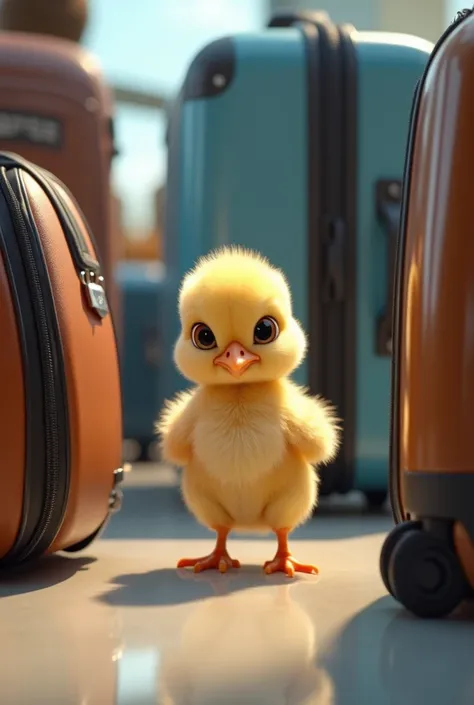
left=159, top=575, right=332, bottom=705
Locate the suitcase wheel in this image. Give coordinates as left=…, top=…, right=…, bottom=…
left=382, top=523, right=468, bottom=618
left=380, top=520, right=422, bottom=595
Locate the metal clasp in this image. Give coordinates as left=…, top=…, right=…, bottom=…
left=80, top=269, right=109, bottom=319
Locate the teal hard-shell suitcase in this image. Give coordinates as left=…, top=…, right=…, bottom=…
left=117, top=260, right=164, bottom=461
left=163, top=11, right=432, bottom=503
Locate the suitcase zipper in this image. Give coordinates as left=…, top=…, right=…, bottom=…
left=0, top=153, right=109, bottom=320
left=389, top=6, right=474, bottom=524
left=0, top=168, right=69, bottom=563
left=47, top=179, right=110, bottom=320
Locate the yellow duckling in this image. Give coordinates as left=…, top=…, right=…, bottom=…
left=157, top=247, right=340, bottom=576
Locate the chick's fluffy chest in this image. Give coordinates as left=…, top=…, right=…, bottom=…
left=193, top=385, right=286, bottom=484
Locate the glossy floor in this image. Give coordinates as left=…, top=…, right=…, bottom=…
left=1, top=467, right=473, bottom=705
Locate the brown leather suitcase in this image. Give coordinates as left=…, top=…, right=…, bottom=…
left=0, top=30, right=120, bottom=318
left=380, top=7, right=474, bottom=618
left=0, top=152, right=123, bottom=566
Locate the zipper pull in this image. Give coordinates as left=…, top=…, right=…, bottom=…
left=80, top=269, right=109, bottom=318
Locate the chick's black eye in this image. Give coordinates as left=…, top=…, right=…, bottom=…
left=254, top=316, right=279, bottom=344
left=191, top=322, right=217, bottom=350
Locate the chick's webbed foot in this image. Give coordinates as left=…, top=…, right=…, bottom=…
left=177, top=526, right=240, bottom=574
left=264, top=554, right=318, bottom=577
left=264, top=527, right=319, bottom=578
left=177, top=551, right=240, bottom=574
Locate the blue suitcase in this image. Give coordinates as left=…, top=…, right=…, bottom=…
left=163, top=11, right=432, bottom=504
left=117, top=260, right=164, bottom=461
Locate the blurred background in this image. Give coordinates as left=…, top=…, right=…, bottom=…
left=87, top=0, right=465, bottom=262
left=2, top=0, right=458, bottom=265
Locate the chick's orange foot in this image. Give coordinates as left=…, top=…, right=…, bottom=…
left=263, top=554, right=319, bottom=578
left=177, top=551, right=241, bottom=574
left=264, top=528, right=319, bottom=577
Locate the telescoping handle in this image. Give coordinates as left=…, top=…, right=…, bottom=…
left=375, top=179, right=402, bottom=356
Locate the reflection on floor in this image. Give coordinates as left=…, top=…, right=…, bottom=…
left=0, top=465, right=472, bottom=705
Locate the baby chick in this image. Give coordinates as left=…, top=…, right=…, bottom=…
left=157, top=247, right=340, bottom=577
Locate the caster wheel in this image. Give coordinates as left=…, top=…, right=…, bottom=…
left=388, top=529, right=468, bottom=618
left=380, top=520, right=422, bottom=595
left=365, top=490, right=387, bottom=511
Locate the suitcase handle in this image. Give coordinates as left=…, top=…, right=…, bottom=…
left=375, top=179, right=402, bottom=356
left=268, top=9, right=330, bottom=28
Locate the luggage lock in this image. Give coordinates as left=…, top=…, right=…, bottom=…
left=80, top=269, right=109, bottom=319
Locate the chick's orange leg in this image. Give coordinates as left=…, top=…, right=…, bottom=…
left=264, top=528, right=319, bottom=577
left=177, top=526, right=240, bottom=574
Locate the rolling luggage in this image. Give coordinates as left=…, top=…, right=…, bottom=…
left=380, top=7, right=474, bottom=618
left=117, top=260, right=164, bottom=461
left=0, top=152, right=123, bottom=566
left=0, top=31, right=120, bottom=318
left=163, top=11, right=432, bottom=502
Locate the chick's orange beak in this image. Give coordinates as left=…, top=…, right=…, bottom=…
left=213, top=341, right=260, bottom=377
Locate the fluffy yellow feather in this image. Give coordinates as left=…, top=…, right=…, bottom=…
left=156, top=246, right=341, bottom=576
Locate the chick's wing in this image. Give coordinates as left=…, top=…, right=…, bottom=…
left=156, top=389, right=198, bottom=466
left=280, top=381, right=341, bottom=465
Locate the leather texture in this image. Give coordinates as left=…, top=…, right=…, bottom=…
left=0, top=249, right=25, bottom=555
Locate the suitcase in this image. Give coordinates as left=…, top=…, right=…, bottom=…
left=380, top=7, right=474, bottom=618
left=0, top=151, right=123, bottom=566
left=0, top=31, right=120, bottom=319
left=117, top=260, right=164, bottom=462
left=163, top=11, right=432, bottom=503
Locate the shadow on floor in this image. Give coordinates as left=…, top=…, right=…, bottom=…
left=319, top=596, right=474, bottom=705
left=0, top=555, right=96, bottom=597
left=97, top=564, right=310, bottom=607
left=102, top=486, right=391, bottom=541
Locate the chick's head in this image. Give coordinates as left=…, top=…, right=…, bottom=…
left=174, top=247, right=307, bottom=385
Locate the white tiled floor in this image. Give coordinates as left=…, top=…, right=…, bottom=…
left=1, top=466, right=472, bottom=704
